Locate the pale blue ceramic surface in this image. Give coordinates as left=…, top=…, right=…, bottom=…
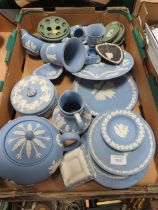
left=101, top=110, right=145, bottom=152
left=58, top=90, right=84, bottom=116
left=33, top=63, right=63, bottom=80
left=52, top=104, right=92, bottom=135
left=10, top=75, right=57, bottom=117
left=92, top=158, right=147, bottom=189
left=73, top=51, right=134, bottom=80
left=44, top=38, right=86, bottom=73
left=86, top=24, right=105, bottom=47
left=21, top=29, right=46, bottom=57
left=70, top=25, right=87, bottom=44
left=85, top=45, right=101, bottom=65
left=40, top=43, right=50, bottom=63
left=57, top=90, right=85, bottom=132
left=0, top=116, right=81, bottom=185
left=88, top=111, right=156, bottom=176
left=73, top=75, right=138, bottom=116
left=81, top=132, right=148, bottom=189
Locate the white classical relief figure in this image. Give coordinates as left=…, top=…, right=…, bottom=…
left=92, top=82, right=116, bottom=101
left=114, top=123, right=129, bottom=138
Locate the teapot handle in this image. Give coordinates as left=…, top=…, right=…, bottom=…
left=60, top=132, right=81, bottom=152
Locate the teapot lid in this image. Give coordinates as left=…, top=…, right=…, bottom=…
left=3, top=116, right=56, bottom=166
left=11, top=75, right=56, bottom=115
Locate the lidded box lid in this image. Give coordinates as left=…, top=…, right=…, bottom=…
left=4, top=116, right=55, bottom=166
left=11, top=75, right=56, bottom=115
left=0, top=115, right=64, bottom=185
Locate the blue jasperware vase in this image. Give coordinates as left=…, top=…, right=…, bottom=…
left=0, top=116, right=81, bottom=185
left=21, top=29, right=46, bottom=57
left=40, top=37, right=86, bottom=73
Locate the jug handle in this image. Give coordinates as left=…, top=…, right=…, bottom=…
left=60, top=132, right=81, bottom=152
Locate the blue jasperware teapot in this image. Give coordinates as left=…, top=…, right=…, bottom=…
left=0, top=116, right=81, bottom=185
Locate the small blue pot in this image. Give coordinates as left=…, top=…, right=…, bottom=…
left=21, top=29, right=46, bottom=57
left=85, top=45, right=101, bottom=65
left=86, top=24, right=105, bottom=48
left=70, top=25, right=87, bottom=44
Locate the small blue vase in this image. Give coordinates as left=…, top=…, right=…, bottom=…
left=40, top=37, right=86, bottom=73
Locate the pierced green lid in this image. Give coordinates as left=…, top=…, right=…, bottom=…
left=37, top=16, right=70, bottom=42
left=103, top=21, right=120, bottom=43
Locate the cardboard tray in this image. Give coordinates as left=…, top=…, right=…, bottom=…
left=0, top=13, right=19, bottom=127
left=133, top=1, right=158, bottom=138
left=1, top=7, right=158, bottom=200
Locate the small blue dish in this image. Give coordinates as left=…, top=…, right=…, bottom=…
left=33, top=63, right=63, bottom=80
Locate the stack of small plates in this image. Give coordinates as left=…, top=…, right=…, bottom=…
left=81, top=110, right=156, bottom=189
left=103, top=21, right=125, bottom=45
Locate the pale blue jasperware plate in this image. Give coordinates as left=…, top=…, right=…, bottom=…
left=73, top=75, right=138, bottom=116
left=81, top=132, right=148, bottom=189
left=88, top=111, right=156, bottom=176
left=73, top=51, right=134, bottom=80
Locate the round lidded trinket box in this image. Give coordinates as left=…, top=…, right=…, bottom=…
left=10, top=75, right=58, bottom=118
left=0, top=116, right=81, bottom=185
left=88, top=111, right=156, bottom=176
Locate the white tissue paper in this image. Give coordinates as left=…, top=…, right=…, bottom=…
left=60, top=145, right=96, bottom=189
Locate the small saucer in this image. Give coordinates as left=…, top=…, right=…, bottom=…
left=96, top=43, right=124, bottom=65
left=33, top=63, right=63, bottom=80
left=52, top=105, right=92, bottom=135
